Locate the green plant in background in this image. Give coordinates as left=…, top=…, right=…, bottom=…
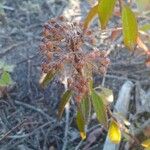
left=40, top=0, right=150, bottom=148
left=0, top=61, right=14, bottom=87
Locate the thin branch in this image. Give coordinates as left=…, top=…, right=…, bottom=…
left=0, top=120, right=26, bottom=142
left=14, top=100, right=51, bottom=121
left=62, top=103, right=70, bottom=150
left=118, top=0, right=123, bottom=12
left=62, top=76, right=70, bottom=150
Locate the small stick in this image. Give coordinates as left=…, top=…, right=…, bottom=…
left=0, top=120, right=26, bottom=142
left=62, top=103, right=70, bottom=150
left=62, top=76, right=71, bottom=150
left=14, top=100, right=51, bottom=121
left=0, top=5, right=14, bottom=11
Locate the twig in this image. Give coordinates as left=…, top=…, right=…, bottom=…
left=14, top=100, right=51, bottom=121
left=7, top=121, right=52, bottom=139
left=0, top=42, right=27, bottom=58
left=0, top=119, right=26, bottom=142
left=75, top=140, right=83, bottom=150
left=62, top=76, right=70, bottom=150
left=75, top=124, right=103, bottom=150
left=62, top=103, right=70, bottom=150
left=101, top=71, right=107, bottom=86
left=27, top=50, right=32, bottom=96
left=118, top=0, right=123, bottom=12
left=0, top=5, right=14, bottom=11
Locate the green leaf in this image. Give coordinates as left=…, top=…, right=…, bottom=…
left=83, top=4, right=98, bottom=29
left=57, top=90, right=72, bottom=119
left=76, top=107, right=86, bottom=140
left=91, top=89, right=108, bottom=128
left=0, top=71, right=13, bottom=87
left=80, top=96, right=91, bottom=122
left=96, top=87, right=113, bottom=105
left=98, top=0, right=116, bottom=29
left=122, top=4, right=138, bottom=50
left=108, top=120, right=121, bottom=144
left=39, top=71, right=57, bottom=88
left=140, top=24, right=150, bottom=32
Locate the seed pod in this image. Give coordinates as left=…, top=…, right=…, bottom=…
left=46, top=41, right=53, bottom=49
left=86, top=30, right=92, bottom=36
left=46, top=52, right=53, bottom=60
left=58, top=16, right=65, bottom=21
left=49, top=18, right=56, bottom=24
left=43, top=28, right=50, bottom=37
left=40, top=44, right=47, bottom=52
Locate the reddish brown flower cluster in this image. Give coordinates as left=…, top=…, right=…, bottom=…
left=40, top=16, right=110, bottom=102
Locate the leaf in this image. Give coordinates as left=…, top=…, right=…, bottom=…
left=98, top=0, right=116, bottom=29
left=39, top=71, right=57, bottom=88
left=76, top=107, right=86, bottom=140
left=141, top=139, right=150, bottom=148
left=0, top=71, right=13, bottom=87
left=57, top=90, right=72, bottom=119
left=122, top=4, right=138, bottom=50
left=96, top=87, right=113, bottom=105
left=108, top=120, right=121, bottom=144
left=91, top=89, right=108, bottom=128
left=80, top=96, right=91, bottom=122
left=83, top=4, right=98, bottom=30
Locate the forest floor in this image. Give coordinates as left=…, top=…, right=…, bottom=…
left=0, top=0, right=150, bottom=150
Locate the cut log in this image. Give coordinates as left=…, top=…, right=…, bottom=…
left=103, top=81, right=134, bottom=150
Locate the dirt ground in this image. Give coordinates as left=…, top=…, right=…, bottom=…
left=0, top=0, right=150, bottom=150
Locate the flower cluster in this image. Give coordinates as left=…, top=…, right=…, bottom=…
left=40, top=16, right=110, bottom=102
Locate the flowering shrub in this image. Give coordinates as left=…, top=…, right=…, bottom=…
left=40, top=0, right=150, bottom=148
left=40, top=16, right=110, bottom=102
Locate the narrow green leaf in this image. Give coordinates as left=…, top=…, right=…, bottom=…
left=98, top=0, right=116, bottom=29
left=83, top=4, right=98, bottom=29
left=57, top=90, right=72, bottom=119
left=122, top=4, right=138, bottom=50
left=40, top=71, right=57, bottom=88
left=76, top=107, right=86, bottom=140
left=80, top=96, right=91, bottom=122
left=0, top=71, right=13, bottom=87
left=91, top=89, right=108, bottom=128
